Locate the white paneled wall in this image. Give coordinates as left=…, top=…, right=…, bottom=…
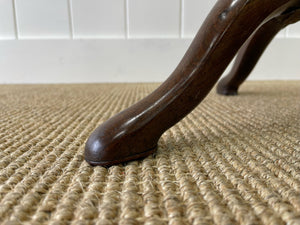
left=0, top=0, right=299, bottom=83
left=182, top=0, right=216, bottom=38
left=128, top=0, right=180, bottom=38
left=71, top=0, right=125, bottom=38
left=0, top=0, right=15, bottom=39
left=288, top=22, right=300, bottom=38
left=1, top=0, right=300, bottom=39
left=15, top=0, right=71, bottom=39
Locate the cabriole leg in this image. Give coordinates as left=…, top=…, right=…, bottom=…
left=217, top=6, right=300, bottom=95
left=85, top=0, right=300, bottom=167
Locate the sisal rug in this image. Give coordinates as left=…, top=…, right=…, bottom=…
left=0, top=81, right=299, bottom=225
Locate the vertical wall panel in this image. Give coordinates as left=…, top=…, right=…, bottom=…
left=0, top=0, right=16, bottom=39
left=287, top=22, right=300, bottom=38
left=128, top=0, right=180, bottom=38
left=71, top=0, right=125, bottom=38
left=183, top=0, right=216, bottom=38
left=15, top=0, right=70, bottom=39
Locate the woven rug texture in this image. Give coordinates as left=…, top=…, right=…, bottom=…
left=0, top=81, right=299, bottom=225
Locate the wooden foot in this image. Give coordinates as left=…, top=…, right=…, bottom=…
left=217, top=5, right=300, bottom=96
left=85, top=0, right=300, bottom=167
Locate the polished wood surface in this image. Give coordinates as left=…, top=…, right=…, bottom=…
left=85, top=0, right=300, bottom=167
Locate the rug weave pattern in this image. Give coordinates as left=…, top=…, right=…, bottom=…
left=0, top=81, right=299, bottom=225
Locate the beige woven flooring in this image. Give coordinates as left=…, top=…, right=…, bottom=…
left=0, top=81, right=299, bottom=225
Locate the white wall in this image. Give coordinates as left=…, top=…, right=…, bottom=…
left=0, top=0, right=299, bottom=83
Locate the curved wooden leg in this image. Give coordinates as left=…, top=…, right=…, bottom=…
left=217, top=6, right=300, bottom=95
left=85, top=0, right=299, bottom=167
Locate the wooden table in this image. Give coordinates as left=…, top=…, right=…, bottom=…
left=85, top=0, right=300, bottom=167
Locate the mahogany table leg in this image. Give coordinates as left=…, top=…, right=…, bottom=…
left=85, top=0, right=299, bottom=167
left=217, top=7, right=300, bottom=96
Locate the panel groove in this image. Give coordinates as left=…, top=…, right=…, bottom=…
left=125, top=0, right=129, bottom=39
left=180, top=0, right=184, bottom=38
left=12, top=0, right=19, bottom=39
left=68, top=0, right=74, bottom=39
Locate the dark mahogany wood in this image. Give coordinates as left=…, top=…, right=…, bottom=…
left=217, top=5, right=300, bottom=95
left=85, top=0, right=300, bottom=167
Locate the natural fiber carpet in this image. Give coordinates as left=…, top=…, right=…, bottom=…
left=0, top=81, right=299, bottom=225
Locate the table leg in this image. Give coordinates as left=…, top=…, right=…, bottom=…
left=85, top=0, right=299, bottom=167
left=217, top=6, right=300, bottom=95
